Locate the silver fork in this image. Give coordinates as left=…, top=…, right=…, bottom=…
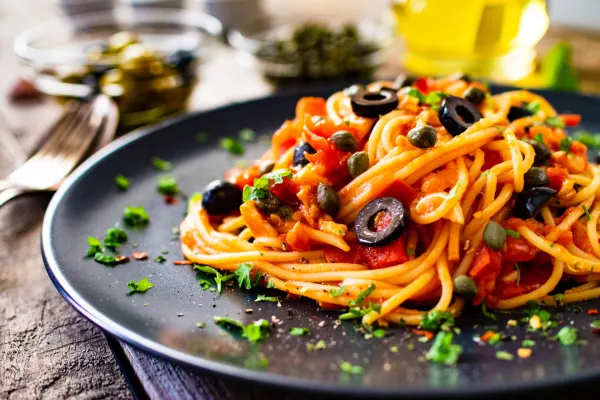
left=0, top=94, right=116, bottom=207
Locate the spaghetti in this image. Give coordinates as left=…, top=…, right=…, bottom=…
left=181, top=75, right=600, bottom=326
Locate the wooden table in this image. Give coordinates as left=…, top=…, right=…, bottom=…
left=2, top=1, right=600, bottom=399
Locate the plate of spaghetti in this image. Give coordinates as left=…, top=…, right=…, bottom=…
left=42, top=74, right=600, bottom=398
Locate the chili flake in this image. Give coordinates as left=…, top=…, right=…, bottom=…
left=132, top=251, right=148, bottom=260
left=588, top=309, right=598, bottom=315
left=173, top=260, right=193, bottom=265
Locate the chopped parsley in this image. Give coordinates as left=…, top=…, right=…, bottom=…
left=127, top=277, right=154, bottom=294
left=213, top=316, right=270, bottom=342
left=262, top=169, right=293, bottom=184
left=242, top=169, right=293, bottom=202
left=290, top=327, right=310, bottom=336
left=426, top=331, right=462, bottom=366
left=235, top=263, right=260, bottom=290
left=406, top=88, right=425, bottom=103
left=123, top=206, right=150, bottom=227
left=349, top=283, right=375, bottom=306
left=423, top=91, right=447, bottom=110
left=504, top=229, right=520, bottom=238
left=152, top=157, right=172, bottom=171
left=115, top=175, right=130, bottom=191
left=521, top=339, right=536, bottom=347
left=547, top=116, right=565, bottom=128
left=338, top=302, right=380, bottom=320
left=480, top=169, right=491, bottom=178
left=187, top=192, right=202, bottom=215
left=554, top=326, right=579, bottom=346
left=339, top=360, right=364, bottom=375
left=194, top=265, right=235, bottom=293
left=239, top=128, right=256, bottom=142
left=591, top=320, right=600, bottom=328
left=266, top=280, right=275, bottom=289
left=572, top=131, right=600, bottom=149
left=583, top=205, right=592, bottom=221
left=420, top=310, right=455, bottom=332
left=157, top=176, right=178, bottom=195
left=306, top=340, right=327, bottom=351
left=560, top=137, right=573, bottom=153
left=94, top=253, right=127, bottom=266
left=195, top=132, right=210, bottom=144
left=154, top=255, right=166, bottom=263
left=329, top=285, right=346, bottom=298
left=196, top=322, right=206, bottom=328
left=103, top=227, right=128, bottom=249
left=255, top=294, right=279, bottom=303
left=524, top=301, right=555, bottom=331
left=86, top=236, right=103, bottom=257
left=481, top=300, right=497, bottom=320
left=554, top=293, right=565, bottom=305
left=220, top=137, right=245, bottom=155
left=533, top=133, right=545, bottom=144
left=496, top=351, right=514, bottom=361
left=199, top=278, right=213, bottom=290
left=525, top=101, right=541, bottom=114
left=373, top=329, right=386, bottom=339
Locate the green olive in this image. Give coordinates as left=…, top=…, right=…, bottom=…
left=521, top=139, right=551, bottom=165
left=120, top=43, right=163, bottom=78
left=347, top=151, right=369, bottom=177
left=464, top=87, right=486, bottom=106
left=483, top=221, right=506, bottom=251
left=453, top=275, right=478, bottom=300
left=523, top=167, right=550, bottom=187
left=108, top=31, right=140, bottom=53
left=331, top=131, right=358, bottom=152
left=408, top=125, right=437, bottom=149
left=255, top=191, right=281, bottom=214
left=259, top=161, right=276, bottom=176
left=317, top=183, right=340, bottom=215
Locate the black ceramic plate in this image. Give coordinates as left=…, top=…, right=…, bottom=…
left=42, top=86, right=600, bottom=399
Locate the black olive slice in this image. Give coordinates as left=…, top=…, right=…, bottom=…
left=351, top=90, right=399, bottom=119
left=201, top=180, right=243, bottom=215
left=292, top=141, right=316, bottom=167
left=438, top=96, right=483, bottom=136
left=514, top=187, right=557, bottom=219
left=355, top=197, right=409, bottom=246
left=507, top=106, right=533, bottom=122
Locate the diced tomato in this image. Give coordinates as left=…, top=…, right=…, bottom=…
left=305, top=148, right=351, bottom=189
left=295, top=97, right=327, bottom=118
left=573, top=221, right=593, bottom=254
left=304, top=115, right=340, bottom=139
left=469, top=245, right=503, bottom=305
left=482, top=149, right=504, bottom=171
left=303, top=129, right=330, bottom=152
left=357, top=236, right=409, bottom=270
left=588, top=309, right=599, bottom=315
left=225, top=165, right=261, bottom=190
left=412, top=329, right=434, bottom=340
left=494, top=262, right=552, bottom=299
left=560, top=114, right=581, bottom=127
left=270, top=177, right=300, bottom=205
left=421, top=168, right=458, bottom=195
left=272, top=120, right=301, bottom=157
left=324, top=245, right=363, bottom=264
left=381, top=179, right=418, bottom=208
left=414, top=77, right=431, bottom=94
left=546, top=166, right=569, bottom=191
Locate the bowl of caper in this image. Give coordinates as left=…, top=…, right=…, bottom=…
left=14, top=8, right=223, bottom=127
left=227, top=15, right=395, bottom=87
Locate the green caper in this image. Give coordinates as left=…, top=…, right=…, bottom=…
left=453, top=275, right=477, bottom=300
left=108, top=31, right=140, bottom=53
left=408, top=125, right=437, bottom=149
left=120, top=43, right=163, bottom=78
left=317, top=183, right=340, bottom=215
left=331, top=131, right=358, bottom=152
left=483, top=221, right=506, bottom=251
left=259, top=161, right=276, bottom=176
left=521, top=139, right=551, bottom=165
left=464, top=87, right=486, bottom=106
left=523, top=167, right=550, bottom=187
left=278, top=205, right=293, bottom=220
left=255, top=191, right=281, bottom=214
left=347, top=151, right=369, bottom=177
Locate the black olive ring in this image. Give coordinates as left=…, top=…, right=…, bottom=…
left=354, top=197, right=409, bottom=246
left=438, top=96, right=483, bottom=136
left=351, top=90, right=399, bottom=119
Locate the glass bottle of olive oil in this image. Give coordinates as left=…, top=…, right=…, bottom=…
left=391, top=0, right=549, bottom=82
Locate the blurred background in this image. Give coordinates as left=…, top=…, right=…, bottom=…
left=2, top=0, right=600, bottom=137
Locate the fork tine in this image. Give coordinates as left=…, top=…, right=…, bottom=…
left=31, top=101, right=86, bottom=158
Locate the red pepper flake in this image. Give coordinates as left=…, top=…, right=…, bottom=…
left=9, top=78, right=42, bottom=101
left=132, top=251, right=148, bottom=260
left=116, top=255, right=130, bottom=264
left=164, top=195, right=178, bottom=205
left=173, top=260, right=193, bottom=265
left=480, top=331, right=497, bottom=342
left=588, top=309, right=598, bottom=315
left=412, top=329, right=434, bottom=341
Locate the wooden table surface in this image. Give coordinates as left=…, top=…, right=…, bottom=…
left=2, top=1, right=600, bottom=399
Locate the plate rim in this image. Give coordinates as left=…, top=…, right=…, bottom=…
left=41, top=87, right=600, bottom=398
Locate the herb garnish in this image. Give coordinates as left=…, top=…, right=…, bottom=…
left=373, top=329, right=386, bottom=338
left=496, top=351, right=514, bottom=361
left=152, top=157, right=172, bottom=171
left=406, top=88, right=425, bottom=103
left=290, top=327, right=310, bottom=336
left=559, top=137, right=573, bottom=153
left=104, top=226, right=128, bottom=249
left=421, top=310, right=455, bottom=332
left=547, top=116, right=565, bottom=128
left=213, top=316, right=270, bottom=342
left=86, top=236, right=104, bottom=257
left=533, top=133, right=545, bottom=144
left=199, top=278, right=213, bottom=290
left=521, top=339, right=536, bottom=347
left=187, top=192, right=202, bottom=215
left=115, top=175, right=130, bottom=191
left=554, top=326, right=579, bottom=346
left=127, top=277, right=154, bottom=294
left=423, top=91, right=447, bottom=110
left=525, top=101, right=541, bottom=114
left=157, top=176, right=178, bottom=195
left=94, top=253, right=128, bottom=266
left=239, top=128, right=256, bottom=142
left=514, top=262, right=521, bottom=287
left=154, top=255, right=166, bottom=263
left=481, top=300, right=497, bottom=320
left=194, top=265, right=235, bottom=293
left=306, top=340, right=327, bottom=351
left=123, top=206, right=150, bottom=227
left=583, top=205, right=592, bottom=221
left=329, top=285, right=346, bottom=298
left=339, top=360, right=364, bottom=375
left=242, top=169, right=293, bottom=202
left=504, top=229, right=520, bottom=238
left=255, top=294, right=279, bottom=303
left=220, top=137, right=245, bottom=155
left=235, top=263, right=260, bottom=289
left=426, top=331, right=462, bottom=366
left=572, top=131, right=600, bottom=148
left=349, top=283, right=375, bottom=306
